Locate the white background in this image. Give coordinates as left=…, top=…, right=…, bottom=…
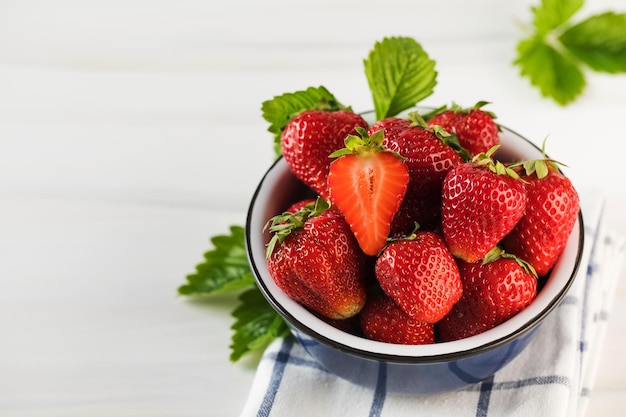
left=1, top=0, right=625, bottom=415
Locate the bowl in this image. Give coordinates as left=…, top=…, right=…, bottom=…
left=244, top=113, right=584, bottom=394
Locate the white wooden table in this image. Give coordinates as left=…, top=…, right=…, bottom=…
left=1, top=1, right=625, bottom=415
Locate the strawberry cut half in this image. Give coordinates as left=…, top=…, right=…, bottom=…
left=328, top=127, right=409, bottom=256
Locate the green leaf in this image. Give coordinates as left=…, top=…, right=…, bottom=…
left=514, top=35, right=586, bottom=105
left=364, top=36, right=437, bottom=120
left=531, top=0, right=584, bottom=35
left=559, top=12, right=626, bottom=73
left=261, top=86, right=347, bottom=158
left=178, top=225, right=255, bottom=295
left=179, top=225, right=290, bottom=361
left=230, top=288, right=290, bottom=362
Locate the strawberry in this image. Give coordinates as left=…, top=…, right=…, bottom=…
left=367, top=117, right=413, bottom=143
left=359, top=292, right=435, bottom=345
left=280, top=110, right=368, bottom=200
left=285, top=198, right=317, bottom=214
left=441, top=147, right=527, bottom=263
left=375, top=231, right=462, bottom=323
left=437, top=247, right=538, bottom=342
left=265, top=199, right=367, bottom=320
left=327, top=127, right=409, bottom=256
left=380, top=113, right=467, bottom=234
left=427, top=102, right=499, bottom=157
left=502, top=155, right=580, bottom=276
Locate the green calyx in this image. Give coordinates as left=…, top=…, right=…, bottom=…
left=520, top=158, right=557, bottom=179
left=482, top=246, right=538, bottom=278
left=407, top=111, right=429, bottom=128
left=508, top=138, right=567, bottom=179
left=469, top=100, right=497, bottom=119
left=435, top=127, right=472, bottom=162
left=420, top=105, right=448, bottom=121
left=264, top=198, right=330, bottom=259
left=329, top=126, right=404, bottom=160
left=407, top=111, right=472, bottom=162
left=473, top=145, right=523, bottom=180
left=387, top=222, right=421, bottom=244
left=423, top=100, right=497, bottom=119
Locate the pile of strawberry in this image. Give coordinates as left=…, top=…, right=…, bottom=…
left=264, top=103, right=579, bottom=344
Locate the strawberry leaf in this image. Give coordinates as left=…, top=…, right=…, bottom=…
left=230, top=288, right=290, bottom=362
left=515, top=0, right=626, bottom=105
left=531, top=0, right=583, bottom=35
left=364, top=37, right=437, bottom=120
left=179, top=225, right=289, bottom=362
left=514, top=35, right=586, bottom=105
left=179, top=225, right=255, bottom=295
left=559, top=12, right=626, bottom=73
left=261, top=86, right=348, bottom=158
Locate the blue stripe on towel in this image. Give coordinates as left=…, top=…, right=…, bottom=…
left=476, top=375, right=495, bottom=417
left=257, top=337, right=294, bottom=417
left=493, top=375, right=570, bottom=390
left=560, top=295, right=579, bottom=306
left=266, top=350, right=327, bottom=372
left=449, top=340, right=517, bottom=385
left=368, top=362, right=387, bottom=417
left=463, top=375, right=570, bottom=393
left=579, top=212, right=603, bottom=358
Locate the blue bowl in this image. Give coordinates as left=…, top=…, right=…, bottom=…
left=245, top=122, right=584, bottom=394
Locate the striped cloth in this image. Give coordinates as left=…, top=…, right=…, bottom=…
left=240, top=189, right=626, bottom=417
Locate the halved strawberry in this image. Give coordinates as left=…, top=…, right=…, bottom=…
left=327, top=128, right=409, bottom=256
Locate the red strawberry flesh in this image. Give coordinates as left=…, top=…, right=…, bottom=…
left=328, top=132, right=409, bottom=256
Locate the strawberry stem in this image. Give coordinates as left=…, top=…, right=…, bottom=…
left=420, top=104, right=448, bottom=121
left=482, top=246, right=538, bottom=277
left=408, top=110, right=472, bottom=162
left=387, top=222, right=421, bottom=243
left=329, top=127, right=404, bottom=160
left=407, top=111, right=429, bottom=128
left=507, top=138, right=567, bottom=179
left=473, top=146, right=523, bottom=180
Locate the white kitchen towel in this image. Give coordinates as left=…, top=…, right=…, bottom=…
left=240, top=189, right=625, bottom=417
